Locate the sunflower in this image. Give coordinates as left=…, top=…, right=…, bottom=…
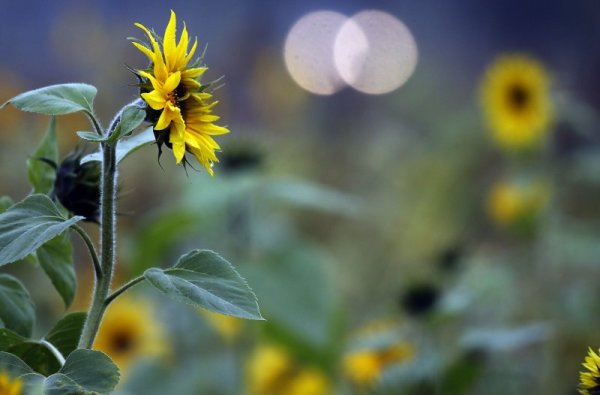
left=487, top=177, right=549, bottom=229
left=580, top=348, right=600, bottom=395
left=133, top=10, right=229, bottom=174
left=246, top=344, right=330, bottom=395
left=94, top=296, right=167, bottom=375
left=343, top=320, right=415, bottom=388
left=0, top=372, right=22, bottom=395
left=480, top=54, right=552, bottom=150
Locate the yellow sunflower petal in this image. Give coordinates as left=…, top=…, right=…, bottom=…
left=141, top=90, right=167, bottom=111
left=163, top=10, right=178, bottom=70
left=163, top=71, right=182, bottom=93
left=132, top=42, right=155, bottom=62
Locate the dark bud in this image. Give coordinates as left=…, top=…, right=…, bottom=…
left=54, top=152, right=101, bottom=223
left=438, top=245, right=463, bottom=273
left=400, top=282, right=441, bottom=317
left=220, top=144, right=263, bottom=173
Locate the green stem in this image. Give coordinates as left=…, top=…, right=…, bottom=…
left=77, top=141, right=117, bottom=349
left=72, top=224, right=101, bottom=279
left=105, top=275, right=145, bottom=307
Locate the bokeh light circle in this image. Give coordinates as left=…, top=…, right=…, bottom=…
left=334, top=10, right=418, bottom=94
left=284, top=11, right=348, bottom=95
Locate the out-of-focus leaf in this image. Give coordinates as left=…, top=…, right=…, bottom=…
left=36, top=233, right=76, bottom=307
left=0, top=194, right=83, bottom=266
left=44, top=312, right=87, bottom=358
left=27, top=117, right=58, bottom=194
left=0, top=196, right=13, bottom=213
left=144, top=250, right=263, bottom=320
left=460, top=323, right=553, bottom=352
left=3, top=83, right=97, bottom=116
left=82, top=127, right=155, bottom=164
left=241, top=246, right=334, bottom=345
left=44, top=349, right=120, bottom=394
left=0, top=274, right=35, bottom=337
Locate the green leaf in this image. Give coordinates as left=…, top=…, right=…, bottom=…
left=44, top=349, right=120, bottom=394
left=3, top=83, right=97, bottom=116
left=27, top=117, right=58, bottom=194
left=36, top=233, right=76, bottom=307
left=81, top=127, right=155, bottom=164
left=0, top=196, right=13, bottom=213
left=0, top=275, right=35, bottom=337
left=8, top=341, right=61, bottom=376
left=144, top=250, right=263, bottom=320
left=107, top=104, right=146, bottom=143
left=0, top=194, right=83, bottom=266
left=44, top=312, right=87, bottom=358
left=0, top=328, right=25, bottom=349
left=0, top=352, right=45, bottom=392
left=76, top=131, right=106, bottom=142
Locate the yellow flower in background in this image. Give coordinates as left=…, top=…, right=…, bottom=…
left=0, top=372, right=22, bottom=395
left=133, top=10, right=229, bottom=174
left=246, top=344, right=331, bottom=395
left=579, top=347, right=600, bottom=395
left=480, top=54, right=552, bottom=150
left=94, top=296, right=167, bottom=375
left=199, top=308, right=243, bottom=343
left=487, top=177, right=549, bottom=228
left=343, top=342, right=415, bottom=387
left=286, top=369, right=330, bottom=395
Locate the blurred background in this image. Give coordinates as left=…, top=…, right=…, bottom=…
left=1, top=0, right=600, bottom=394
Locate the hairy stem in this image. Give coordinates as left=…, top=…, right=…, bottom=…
left=72, top=224, right=101, bottom=280
left=77, top=141, right=117, bottom=349
left=105, top=275, right=145, bottom=307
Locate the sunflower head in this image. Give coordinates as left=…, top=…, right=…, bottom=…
left=480, top=54, right=552, bottom=151
left=94, top=296, right=168, bottom=375
left=0, top=372, right=22, bottom=395
left=132, top=10, right=229, bottom=175
left=580, top=348, right=600, bottom=395
left=487, top=177, right=549, bottom=231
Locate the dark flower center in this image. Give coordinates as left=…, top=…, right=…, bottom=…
left=111, top=330, right=136, bottom=354
left=508, top=84, right=529, bottom=111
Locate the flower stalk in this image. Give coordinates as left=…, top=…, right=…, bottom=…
left=77, top=110, right=122, bottom=349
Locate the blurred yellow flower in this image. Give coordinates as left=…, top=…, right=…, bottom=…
left=580, top=347, right=600, bottom=395
left=246, top=344, right=330, bottom=395
left=487, top=178, right=549, bottom=228
left=0, top=372, right=22, bottom=395
left=199, top=309, right=243, bottom=343
left=343, top=342, right=414, bottom=387
left=94, top=296, right=167, bottom=375
left=133, top=10, right=229, bottom=174
left=480, top=54, right=552, bottom=150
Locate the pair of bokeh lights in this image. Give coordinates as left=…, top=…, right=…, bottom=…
left=284, top=10, right=418, bottom=95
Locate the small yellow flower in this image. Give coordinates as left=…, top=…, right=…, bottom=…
left=0, top=371, right=22, bottom=395
left=199, top=309, right=243, bottom=343
left=285, top=369, right=330, bottom=395
left=480, top=54, right=552, bottom=150
left=94, top=296, right=167, bottom=375
left=133, top=10, right=229, bottom=174
left=487, top=177, right=549, bottom=228
left=579, top=347, right=600, bottom=395
left=246, top=344, right=331, bottom=395
left=343, top=343, right=415, bottom=387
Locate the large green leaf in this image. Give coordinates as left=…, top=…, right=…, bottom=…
left=0, top=275, right=35, bottom=337
left=144, top=250, right=263, bottom=320
left=36, top=233, right=76, bottom=307
left=3, top=83, right=97, bottom=116
left=8, top=341, right=62, bottom=376
left=44, top=349, right=120, bottom=394
left=82, top=127, right=155, bottom=164
left=0, top=194, right=83, bottom=266
left=0, top=352, right=45, bottom=393
left=0, top=328, right=26, bottom=349
left=27, top=117, right=58, bottom=194
left=44, top=312, right=87, bottom=358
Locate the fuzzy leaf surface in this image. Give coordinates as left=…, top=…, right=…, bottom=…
left=3, top=83, right=97, bottom=116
